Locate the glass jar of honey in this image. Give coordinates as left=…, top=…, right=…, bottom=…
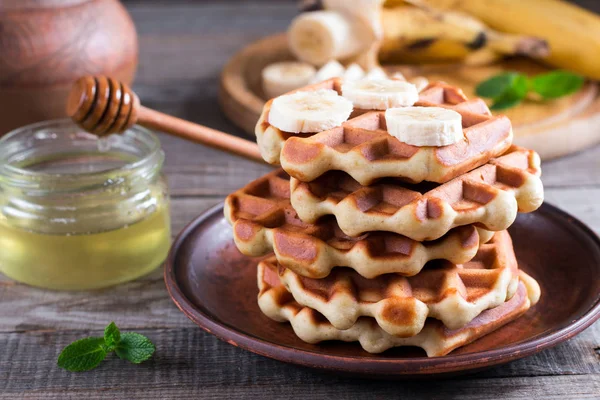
left=0, top=120, right=171, bottom=290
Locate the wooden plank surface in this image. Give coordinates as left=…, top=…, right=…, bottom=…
left=1, top=1, right=600, bottom=399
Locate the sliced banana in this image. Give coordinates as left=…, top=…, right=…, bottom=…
left=288, top=11, right=371, bottom=66
left=390, top=72, right=429, bottom=92
left=311, top=60, right=346, bottom=83
left=365, top=67, right=389, bottom=80
left=342, top=79, right=419, bottom=110
left=390, top=72, right=407, bottom=81
left=262, top=61, right=317, bottom=99
left=268, top=89, right=353, bottom=133
left=344, top=63, right=366, bottom=81
left=385, top=106, right=464, bottom=147
left=409, top=76, right=430, bottom=93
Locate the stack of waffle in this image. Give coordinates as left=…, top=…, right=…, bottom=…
left=225, top=79, right=544, bottom=357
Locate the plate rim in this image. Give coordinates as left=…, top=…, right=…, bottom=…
left=165, top=202, right=600, bottom=376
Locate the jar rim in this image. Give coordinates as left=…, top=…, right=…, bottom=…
left=0, top=118, right=162, bottom=182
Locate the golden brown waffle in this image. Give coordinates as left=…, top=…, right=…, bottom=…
left=278, top=86, right=512, bottom=185
left=255, top=79, right=491, bottom=167
left=224, top=169, right=493, bottom=278
left=258, top=261, right=539, bottom=356
left=263, top=230, right=521, bottom=337
left=291, top=145, right=544, bottom=240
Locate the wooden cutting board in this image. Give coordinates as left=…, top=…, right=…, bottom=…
left=219, top=34, right=600, bottom=160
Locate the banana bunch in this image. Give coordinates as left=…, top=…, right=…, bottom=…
left=291, top=0, right=549, bottom=68
left=379, top=2, right=550, bottom=66
left=291, top=0, right=600, bottom=79
left=396, top=0, right=600, bottom=79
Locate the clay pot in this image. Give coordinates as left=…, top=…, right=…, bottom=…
left=0, top=0, right=138, bottom=135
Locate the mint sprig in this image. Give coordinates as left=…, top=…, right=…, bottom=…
left=57, top=322, right=155, bottom=372
left=476, top=70, right=584, bottom=110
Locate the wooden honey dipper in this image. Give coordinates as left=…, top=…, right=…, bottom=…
left=66, top=76, right=265, bottom=163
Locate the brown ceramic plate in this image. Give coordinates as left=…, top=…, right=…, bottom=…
left=165, top=202, right=600, bottom=378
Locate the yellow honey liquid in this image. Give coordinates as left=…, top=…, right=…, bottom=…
left=0, top=205, right=171, bottom=290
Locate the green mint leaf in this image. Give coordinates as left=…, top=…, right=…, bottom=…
left=104, top=322, right=121, bottom=351
left=489, top=74, right=528, bottom=111
left=57, top=337, right=107, bottom=372
left=491, top=95, right=522, bottom=110
left=475, top=72, right=521, bottom=98
left=531, top=70, right=584, bottom=99
left=115, top=332, right=155, bottom=364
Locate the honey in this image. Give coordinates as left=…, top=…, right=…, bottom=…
left=0, top=120, right=171, bottom=290
left=0, top=204, right=170, bottom=290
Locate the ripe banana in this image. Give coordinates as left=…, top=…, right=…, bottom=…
left=291, top=1, right=549, bottom=68
left=381, top=38, right=504, bottom=66
left=385, top=106, right=463, bottom=146
left=342, top=79, right=419, bottom=110
left=379, top=5, right=549, bottom=65
left=408, top=0, right=600, bottom=79
left=268, top=89, right=353, bottom=133
left=262, top=61, right=317, bottom=99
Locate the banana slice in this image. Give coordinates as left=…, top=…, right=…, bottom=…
left=409, top=76, right=430, bottom=92
left=288, top=11, right=371, bottom=66
left=262, top=61, right=317, bottom=99
left=342, top=79, right=419, bottom=110
left=344, top=63, right=366, bottom=81
left=390, top=72, right=407, bottom=81
left=268, top=89, right=353, bottom=133
left=365, top=67, right=389, bottom=80
left=390, top=72, right=429, bottom=92
left=385, top=106, right=464, bottom=147
left=311, top=60, right=346, bottom=83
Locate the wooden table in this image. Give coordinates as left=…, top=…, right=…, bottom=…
left=1, top=1, right=599, bottom=398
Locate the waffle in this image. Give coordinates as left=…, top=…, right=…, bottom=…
left=224, top=169, right=493, bottom=278
left=265, top=230, right=521, bottom=337
left=258, top=260, right=539, bottom=356
left=256, top=79, right=491, bottom=167
left=291, top=145, right=544, bottom=240
left=278, top=86, right=513, bottom=185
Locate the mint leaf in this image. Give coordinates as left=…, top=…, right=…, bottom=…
left=531, top=70, right=584, bottom=99
left=57, top=337, right=107, bottom=372
left=115, top=333, right=155, bottom=364
left=490, top=74, right=528, bottom=110
left=104, top=322, right=121, bottom=351
left=475, top=72, right=520, bottom=98
left=491, top=95, right=522, bottom=110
